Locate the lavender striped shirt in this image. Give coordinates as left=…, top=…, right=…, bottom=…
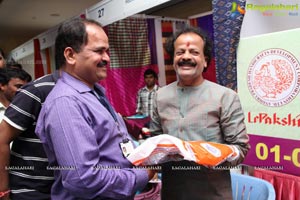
left=36, top=72, right=148, bottom=200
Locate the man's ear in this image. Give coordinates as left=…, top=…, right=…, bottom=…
left=64, top=47, right=76, bottom=65
left=0, top=83, right=6, bottom=91
left=204, top=56, right=209, bottom=68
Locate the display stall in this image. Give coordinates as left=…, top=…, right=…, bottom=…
left=8, top=0, right=300, bottom=198
left=9, top=0, right=209, bottom=117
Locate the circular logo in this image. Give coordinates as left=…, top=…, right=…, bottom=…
left=247, top=48, right=300, bottom=107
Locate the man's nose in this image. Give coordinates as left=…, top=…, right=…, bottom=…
left=103, top=51, right=110, bottom=62
left=182, top=51, right=192, bottom=59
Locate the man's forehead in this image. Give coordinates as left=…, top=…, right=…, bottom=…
left=145, top=74, right=154, bottom=77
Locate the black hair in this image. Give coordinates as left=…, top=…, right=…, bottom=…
left=5, top=62, right=32, bottom=82
left=165, top=26, right=213, bottom=72
left=0, top=67, right=32, bottom=85
left=144, top=68, right=158, bottom=79
left=6, top=61, right=23, bottom=69
left=55, top=17, right=103, bottom=69
left=0, top=48, right=5, bottom=59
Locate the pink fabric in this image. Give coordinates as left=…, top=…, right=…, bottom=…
left=134, top=183, right=161, bottom=200
left=100, top=65, right=158, bottom=116
left=124, top=117, right=150, bottom=140
left=203, top=58, right=217, bottom=83
left=101, top=17, right=157, bottom=116
left=254, top=169, right=300, bottom=200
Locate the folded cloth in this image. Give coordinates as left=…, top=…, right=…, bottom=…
left=127, top=134, right=235, bottom=167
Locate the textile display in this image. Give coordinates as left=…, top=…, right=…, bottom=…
left=161, top=20, right=189, bottom=84
left=147, top=19, right=158, bottom=65
left=189, top=18, right=198, bottom=27
left=212, top=0, right=246, bottom=90
left=102, top=18, right=158, bottom=116
left=189, top=14, right=217, bottom=83
left=107, top=18, right=151, bottom=68
left=33, top=38, right=45, bottom=79
left=161, top=21, right=176, bottom=84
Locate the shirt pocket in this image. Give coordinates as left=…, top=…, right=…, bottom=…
left=188, top=102, right=222, bottom=142
left=187, top=111, right=208, bottom=140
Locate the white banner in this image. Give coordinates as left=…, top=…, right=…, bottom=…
left=238, top=0, right=300, bottom=176
left=86, top=0, right=171, bottom=26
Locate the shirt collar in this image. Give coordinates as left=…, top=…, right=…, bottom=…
left=0, top=102, right=6, bottom=110
left=52, top=70, right=61, bottom=82
left=142, top=84, right=159, bottom=92
left=61, top=71, right=105, bottom=94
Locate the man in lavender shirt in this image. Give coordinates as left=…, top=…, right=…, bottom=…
left=35, top=18, right=154, bottom=200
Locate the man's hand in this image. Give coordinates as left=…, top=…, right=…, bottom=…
left=146, top=169, right=156, bottom=181
left=0, top=190, right=10, bottom=200
left=226, top=145, right=240, bottom=162
left=0, top=121, right=22, bottom=199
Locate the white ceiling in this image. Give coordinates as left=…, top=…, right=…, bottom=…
left=0, top=0, right=102, bottom=53
left=0, top=0, right=211, bottom=54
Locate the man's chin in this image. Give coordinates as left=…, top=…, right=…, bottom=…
left=97, top=72, right=107, bottom=81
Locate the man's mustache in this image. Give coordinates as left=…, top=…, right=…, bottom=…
left=97, top=60, right=108, bottom=67
left=178, top=60, right=197, bottom=67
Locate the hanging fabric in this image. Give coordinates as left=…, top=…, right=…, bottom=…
left=161, top=21, right=176, bottom=84
left=33, top=38, right=44, bottom=79
left=45, top=47, right=52, bottom=74
left=189, top=14, right=217, bottom=83
left=102, top=18, right=158, bottom=116
left=107, top=17, right=151, bottom=68
left=212, top=0, right=246, bottom=90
